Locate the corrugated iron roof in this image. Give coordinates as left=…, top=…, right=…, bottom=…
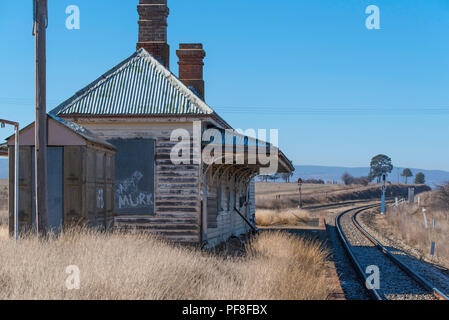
left=48, top=114, right=116, bottom=150
left=203, top=129, right=266, bottom=148
left=50, top=49, right=215, bottom=117
left=202, top=129, right=295, bottom=173
left=4, top=115, right=115, bottom=150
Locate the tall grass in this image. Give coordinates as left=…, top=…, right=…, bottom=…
left=0, top=183, right=7, bottom=226
left=0, top=210, right=7, bottom=226
left=256, top=209, right=310, bottom=226
left=0, top=228, right=329, bottom=300
left=385, top=201, right=449, bottom=266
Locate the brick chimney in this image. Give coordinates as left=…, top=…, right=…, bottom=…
left=176, top=44, right=206, bottom=100
left=137, top=0, right=170, bottom=69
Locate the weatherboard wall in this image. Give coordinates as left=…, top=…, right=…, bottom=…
left=68, top=119, right=202, bottom=243
left=205, top=166, right=256, bottom=247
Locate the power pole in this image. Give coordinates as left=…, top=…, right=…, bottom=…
left=33, top=0, right=48, bottom=237
left=381, top=174, right=386, bottom=215
left=297, top=178, right=303, bottom=208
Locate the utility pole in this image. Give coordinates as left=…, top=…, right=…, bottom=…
left=381, top=174, right=386, bottom=215
left=298, top=178, right=303, bottom=208
left=33, top=0, right=48, bottom=236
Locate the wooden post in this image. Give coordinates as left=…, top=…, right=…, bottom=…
left=34, top=0, right=48, bottom=236
left=14, top=123, right=19, bottom=241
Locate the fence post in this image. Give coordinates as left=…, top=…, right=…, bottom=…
left=422, top=207, right=428, bottom=229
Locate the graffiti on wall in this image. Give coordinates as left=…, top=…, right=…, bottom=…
left=116, top=171, right=153, bottom=210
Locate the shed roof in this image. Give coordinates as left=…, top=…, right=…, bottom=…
left=47, top=114, right=115, bottom=149
left=6, top=115, right=115, bottom=150
left=50, top=49, right=219, bottom=118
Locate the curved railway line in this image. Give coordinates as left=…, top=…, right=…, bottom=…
left=336, top=204, right=449, bottom=300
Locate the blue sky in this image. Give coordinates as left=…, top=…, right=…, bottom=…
left=1, top=0, right=449, bottom=170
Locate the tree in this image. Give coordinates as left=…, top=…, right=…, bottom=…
left=401, top=168, right=413, bottom=184
left=369, top=154, right=393, bottom=183
left=268, top=173, right=281, bottom=182
left=280, top=172, right=294, bottom=183
left=342, top=172, right=353, bottom=185
left=415, top=172, right=425, bottom=184
left=280, top=172, right=290, bottom=183
left=358, top=176, right=370, bottom=186
left=342, top=173, right=370, bottom=186
left=437, top=182, right=449, bottom=209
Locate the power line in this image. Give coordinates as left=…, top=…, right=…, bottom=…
left=1, top=96, right=449, bottom=115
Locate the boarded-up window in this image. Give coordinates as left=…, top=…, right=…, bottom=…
left=108, top=138, right=155, bottom=215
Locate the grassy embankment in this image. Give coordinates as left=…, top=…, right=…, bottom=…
left=378, top=191, right=449, bottom=266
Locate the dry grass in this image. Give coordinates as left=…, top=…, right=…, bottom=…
left=0, top=210, right=7, bottom=226
left=256, top=208, right=311, bottom=226
left=256, top=183, right=349, bottom=209
left=256, top=182, right=430, bottom=209
left=0, top=228, right=329, bottom=300
left=255, top=182, right=373, bottom=209
left=382, top=192, right=449, bottom=266
left=0, top=225, right=7, bottom=239
left=0, top=179, right=8, bottom=226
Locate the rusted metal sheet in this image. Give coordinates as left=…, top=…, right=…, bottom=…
left=7, top=120, right=116, bottom=235
left=64, top=146, right=84, bottom=226
left=31, top=147, right=64, bottom=233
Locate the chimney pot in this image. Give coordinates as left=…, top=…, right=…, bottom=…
left=137, top=0, right=170, bottom=68
left=177, top=43, right=206, bottom=100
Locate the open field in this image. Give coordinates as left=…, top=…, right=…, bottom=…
left=0, top=227, right=329, bottom=300
left=256, top=182, right=431, bottom=210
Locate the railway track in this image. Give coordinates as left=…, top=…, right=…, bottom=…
left=336, top=205, right=449, bottom=300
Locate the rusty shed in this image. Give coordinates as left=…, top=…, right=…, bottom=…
left=6, top=114, right=116, bottom=234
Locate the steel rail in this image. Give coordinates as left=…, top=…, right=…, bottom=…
left=335, top=204, right=385, bottom=300
left=353, top=209, right=449, bottom=301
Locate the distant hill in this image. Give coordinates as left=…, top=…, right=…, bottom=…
left=291, top=165, right=449, bottom=189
